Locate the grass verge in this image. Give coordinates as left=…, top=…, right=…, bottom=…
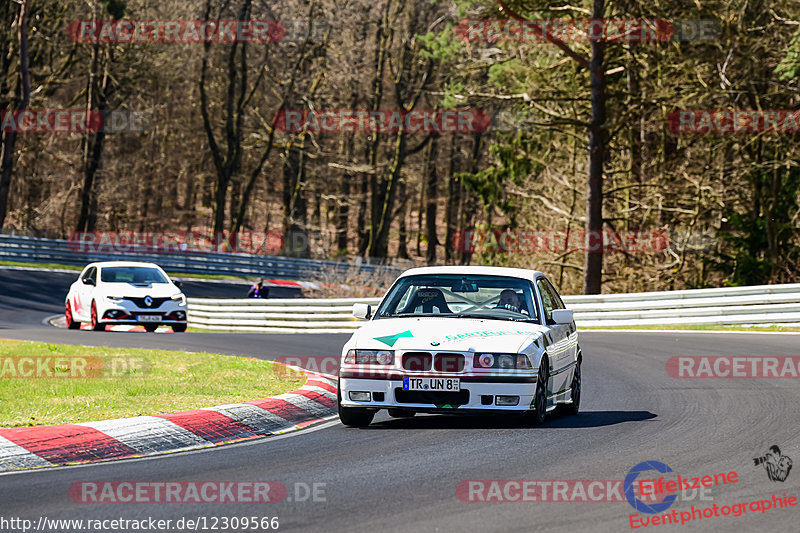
left=0, top=340, right=306, bottom=427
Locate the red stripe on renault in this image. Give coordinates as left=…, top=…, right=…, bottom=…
left=155, top=410, right=260, bottom=444
left=0, top=425, right=139, bottom=464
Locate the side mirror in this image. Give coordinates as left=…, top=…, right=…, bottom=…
left=82, top=277, right=95, bottom=286
left=173, top=280, right=182, bottom=288
left=551, top=309, right=573, bottom=325
left=353, top=303, right=372, bottom=320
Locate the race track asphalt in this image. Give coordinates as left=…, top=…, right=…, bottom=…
left=1, top=268, right=799, bottom=532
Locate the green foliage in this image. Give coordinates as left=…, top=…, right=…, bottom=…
left=776, top=28, right=800, bottom=80
left=451, top=0, right=486, bottom=19
left=440, top=82, right=464, bottom=109
left=714, top=164, right=800, bottom=286
left=487, top=59, right=529, bottom=93
left=460, top=132, right=546, bottom=222
left=418, top=25, right=462, bottom=63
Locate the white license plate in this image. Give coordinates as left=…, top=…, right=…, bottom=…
left=403, top=377, right=460, bottom=391
left=137, top=315, right=161, bottom=322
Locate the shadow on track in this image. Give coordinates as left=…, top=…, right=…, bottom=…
left=363, top=410, right=657, bottom=430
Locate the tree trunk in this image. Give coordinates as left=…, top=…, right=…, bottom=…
left=444, top=135, right=461, bottom=263
left=0, top=0, right=31, bottom=229
left=396, top=180, right=409, bottom=259
left=336, top=172, right=351, bottom=254
left=582, top=0, right=606, bottom=295
left=76, top=25, right=110, bottom=232
left=424, top=134, right=439, bottom=263
left=368, top=130, right=407, bottom=258
left=282, top=137, right=308, bottom=257
left=460, top=132, right=483, bottom=264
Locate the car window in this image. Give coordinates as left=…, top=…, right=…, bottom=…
left=536, top=279, right=555, bottom=323
left=375, top=274, right=538, bottom=322
left=100, top=266, right=169, bottom=284
left=543, top=279, right=565, bottom=310
left=82, top=267, right=96, bottom=282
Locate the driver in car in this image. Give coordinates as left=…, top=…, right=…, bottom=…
left=497, top=289, right=527, bottom=314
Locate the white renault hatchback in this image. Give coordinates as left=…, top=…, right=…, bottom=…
left=338, top=266, right=581, bottom=427
left=65, top=261, right=188, bottom=332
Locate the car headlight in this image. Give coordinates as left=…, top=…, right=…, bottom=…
left=474, top=353, right=532, bottom=369
left=497, top=354, right=516, bottom=369
left=344, top=349, right=394, bottom=365
left=477, top=353, right=495, bottom=368
left=171, top=294, right=187, bottom=306
left=105, top=296, right=124, bottom=304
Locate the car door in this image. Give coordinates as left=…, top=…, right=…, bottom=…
left=536, top=277, right=573, bottom=394
left=544, top=278, right=579, bottom=388
left=74, top=266, right=97, bottom=321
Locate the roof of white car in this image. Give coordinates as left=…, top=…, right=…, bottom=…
left=85, top=261, right=165, bottom=268
left=398, top=265, right=545, bottom=280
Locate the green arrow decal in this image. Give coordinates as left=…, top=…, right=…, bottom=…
left=374, top=330, right=413, bottom=347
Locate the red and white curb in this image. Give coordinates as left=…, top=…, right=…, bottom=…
left=49, top=315, right=174, bottom=333
left=0, top=371, right=337, bottom=473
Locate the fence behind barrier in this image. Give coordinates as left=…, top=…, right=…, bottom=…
left=0, top=234, right=401, bottom=280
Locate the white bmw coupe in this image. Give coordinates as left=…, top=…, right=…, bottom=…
left=338, top=266, right=581, bottom=427
left=65, top=261, right=188, bottom=332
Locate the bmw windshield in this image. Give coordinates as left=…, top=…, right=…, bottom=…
left=375, top=274, right=538, bottom=322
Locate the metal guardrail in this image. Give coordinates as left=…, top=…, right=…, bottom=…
left=0, top=234, right=401, bottom=280
left=188, top=297, right=380, bottom=333
left=187, top=283, right=800, bottom=333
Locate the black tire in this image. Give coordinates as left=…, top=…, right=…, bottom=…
left=172, top=324, right=187, bottom=333
left=561, top=358, right=581, bottom=416
left=388, top=408, right=415, bottom=418
left=529, top=360, right=549, bottom=426
left=337, top=380, right=375, bottom=427
left=65, top=302, right=81, bottom=330
left=143, top=323, right=159, bottom=332
left=90, top=302, right=104, bottom=331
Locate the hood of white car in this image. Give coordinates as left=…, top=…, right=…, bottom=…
left=100, top=283, right=181, bottom=297
left=348, top=317, right=547, bottom=353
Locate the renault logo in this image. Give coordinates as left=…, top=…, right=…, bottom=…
left=144, top=296, right=153, bottom=307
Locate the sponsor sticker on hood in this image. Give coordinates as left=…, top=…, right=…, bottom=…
left=373, top=330, right=414, bottom=347
left=436, top=329, right=539, bottom=344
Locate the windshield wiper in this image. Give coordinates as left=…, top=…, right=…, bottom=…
left=381, top=312, right=449, bottom=318
left=457, top=313, right=536, bottom=322
left=456, top=313, right=509, bottom=320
